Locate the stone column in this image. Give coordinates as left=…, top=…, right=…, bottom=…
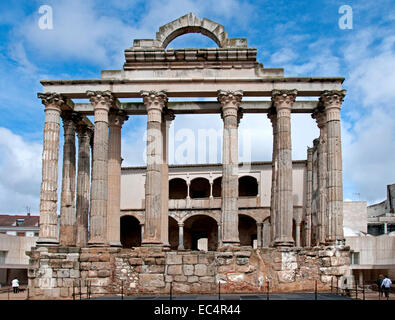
left=320, top=90, right=346, bottom=244
left=295, top=221, right=301, bottom=247
left=87, top=90, right=114, bottom=246
left=141, top=90, right=167, bottom=246
left=59, top=111, right=78, bottom=246
left=305, top=147, right=313, bottom=247
left=272, top=89, right=297, bottom=247
left=178, top=223, right=184, bottom=250
left=218, top=90, right=243, bottom=246
left=140, top=223, right=145, bottom=241
left=75, top=124, right=93, bottom=247
left=268, top=108, right=278, bottom=246
left=256, top=222, right=263, bottom=248
left=218, top=223, right=222, bottom=247
left=37, top=93, right=65, bottom=246
left=384, top=223, right=388, bottom=234
left=262, top=221, right=270, bottom=248
left=107, top=111, right=128, bottom=247
left=161, top=109, right=175, bottom=249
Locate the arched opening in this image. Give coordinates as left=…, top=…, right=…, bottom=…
left=238, top=176, right=258, bottom=197
left=190, top=178, right=210, bottom=199
left=168, top=216, right=179, bottom=250
left=238, top=214, right=257, bottom=247
left=120, top=216, right=141, bottom=248
left=212, top=177, right=222, bottom=197
left=169, top=178, right=188, bottom=199
left=183, top=215, right=218, bottom=251
left=162, top=26, right=221, bottom=49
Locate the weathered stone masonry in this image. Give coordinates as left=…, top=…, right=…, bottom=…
left=27, top=245, right=350, bottom=299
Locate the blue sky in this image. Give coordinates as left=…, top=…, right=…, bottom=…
left=0, top=0, right=394, bottom=214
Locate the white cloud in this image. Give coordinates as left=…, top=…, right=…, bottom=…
left=0, top=127, right=42, bottom=214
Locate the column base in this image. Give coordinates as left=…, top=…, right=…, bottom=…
left=88, top=240, right=109, bottom=247
left=141, top=241, right=163, bottom=247
left=108, top=241, right=122, bottom=247
left=177, top=245, right=185, bottom=251
left=36, top=238, right=59, bottom=246
left=273, top=238, right=294, bottom=247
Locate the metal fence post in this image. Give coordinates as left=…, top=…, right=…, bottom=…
left=363, top=281, right=365, bottom=300
left=331, top=277, right=333, bottom=294
left=170, top=281, right=173, bottom=300
left=73, top=283, right=75, bottom=300
left=355, top=280, right=358, bottom=299
left=266, top=281, right=269, bottom=301
left=218, top=281, right=221, bottom=300
left=79, top=280, right=82, bottom=300
left=121, top=280, right=124, bottom=300
left=314, top=280, right=317, bottom=300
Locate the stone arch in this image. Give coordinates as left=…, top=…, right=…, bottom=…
left=156, top=13, right=227, bottom=49
left=238, top=175, right=258, bottom=197
left=120, top=215, right=141, bottom=248
left=190, top=177, right=210, bottom=199
left=238, top=214, right=257, bottom=247
left=169, top=178, right=188, bottom=199
left=168, top=216, right=179, bottom=250
left=181, top=211, right=220, bottom=224
left=183, top=214, right=218, bottom=251
left=212, top=176, right=222, bottom=197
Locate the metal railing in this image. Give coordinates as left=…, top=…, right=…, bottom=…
left=330, top=278, right=370, bottom=300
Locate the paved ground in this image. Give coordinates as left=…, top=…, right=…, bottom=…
left=1, top=287, right=393, bottom=300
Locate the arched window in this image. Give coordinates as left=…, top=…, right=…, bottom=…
left=238, top=214, right=257, bottom=247
left=190, top=177, right=210, bottom=199
left=238, top=176, right=258, bottom=197
left=169, top=178, right=188, bottom=199
left=120, top=216, right=141, bottom=248
left=212, top=177, right=222, bottom=197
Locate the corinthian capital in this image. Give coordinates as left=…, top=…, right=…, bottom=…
left=37, top=92, right=65, bottom=108
left=271, top=89, right=297, bottom=109
left=311, top=107, right=326, bottom=129
left=319, top=90, right=346, bottom=109
left=109, top=110, right=129, bottom=127
left=217, top=90, right=243, bottom=108
left=140, top=90, right=168, bottom=109
left=86, top=90, right=114, bottom=110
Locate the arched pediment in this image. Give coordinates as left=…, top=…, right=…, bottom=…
left=131, top=12, right=247, bottom=49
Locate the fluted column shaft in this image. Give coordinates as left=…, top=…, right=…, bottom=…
left=272, top=89, right=297, bottom=247
left=37, top=93, right=64, bottom=246
left=59, top=111, right=78, bottom=246
left=268, top=109, right=278, bottom=246
left=87, top=90, right=113, bottom=246
left=107, top=111, right=128, bottom=247
left=312, top=109, right=328, bottom=245
left=161, top=109, right=174, bottom=248
left=141, top=90, right=167, bottom=246
left=256, top=223, right=263, bottom=248
left=321, top=90, right=346, bottom=244
left=75, top=125, right=92, bottom=247
left=305, top=147, right=313, bottom=247
left=218, top=90, right=243, bottom=246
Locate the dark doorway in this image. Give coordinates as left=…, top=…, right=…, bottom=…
left=120, top=216, right=141, bottom=248
left=184, top=215, right=218, bottom=251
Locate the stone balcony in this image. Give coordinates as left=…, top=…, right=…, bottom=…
left=168, top=196, right=262, bottom=210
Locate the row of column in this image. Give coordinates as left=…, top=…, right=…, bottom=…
left=37, top=88, right=345, bottom=248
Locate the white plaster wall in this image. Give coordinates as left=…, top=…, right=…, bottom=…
left=0, top=234, right=37, bottom=265
left=346, top=235, right=395, bottom=266
left=343, top=201, right=368, bottom=233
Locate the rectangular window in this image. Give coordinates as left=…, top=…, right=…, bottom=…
left=351, top=252, right=360, bottom=265
left=0, top=251, right=7, bottom=264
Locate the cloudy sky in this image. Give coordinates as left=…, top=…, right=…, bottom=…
left=0, top=0, right=394, bottom=215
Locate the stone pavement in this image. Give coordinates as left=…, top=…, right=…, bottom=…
left=0, top=286, right=29, bottom=300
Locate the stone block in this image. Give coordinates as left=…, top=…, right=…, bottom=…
left=174, top=275, right=187, bottom=282
left=156, top=258, right=165, bottom=265
left=165, top=275, right=173, bottom=283
left=188, top=276, right=198, bottom=283
left=236, top=257, right=249, bottom=265
left=62, top=261, right=74, bottom=269
left=166, top=254, right=182, bottom=265
left=235, top=251, right=251, bottom=257
left=183, top=255, right=198, bottom=264
left=168, top=265, right=183, bottom=275
left=90, top=262, right=110, bottom=270
left=321, top=257, right=331, bottom=267
left=173, top=282, right=190, bottom=293
left=98, top=270, right=110, bottom=278
left=60, top=287, right=70, bottom=298
left=139, top=274, right=165, bottom=288
left=143, top=257, right=156, bottom=264
left=98, top=253, right=110, bottom=262
left=57, top=269, right=70, bottom=278
left=129, top=258, right=143, bottom=265
left=70, top=269, right=80, bottom=278
left=198, top=255, right=209, bottom=264
left=49, top=260, right=63, bottom=268
left=90, top=278, right=110, bottom=287
left=183, top=265, right=194, bottom=276
left=194, top=264, right=207, bottom=276
left=278, top=270, right=296, bottom=283
left=88, top=270, right=97, bottom=278
left=79, top=254, right=90, bottom=262
left=147, top=265, right=165, bottom=273
left=200, top=276, right=215, bottom=283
